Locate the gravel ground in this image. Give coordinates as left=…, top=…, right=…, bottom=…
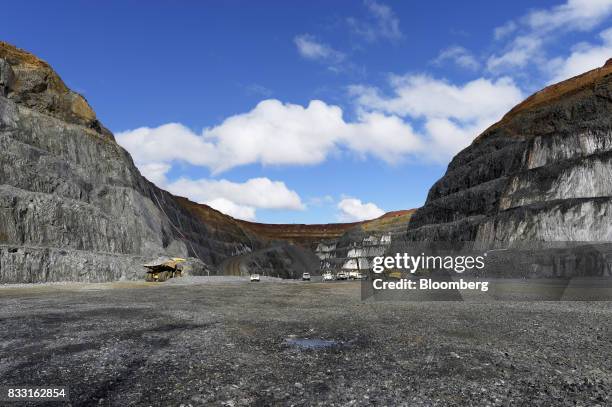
left=0, top=279, right=610, bottom=406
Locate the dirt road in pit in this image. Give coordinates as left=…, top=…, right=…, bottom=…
left=0, top=279, right=610, bottom=406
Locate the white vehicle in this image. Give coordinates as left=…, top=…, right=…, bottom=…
left=349, top=271, right=365, bottom=280
left=250, top=274, right=260, bottom=282
left=302, top=272, right=311, bottom=281
left=322, top=272, right=334, bottom=281
left=336, top=271, right=348, bottom=280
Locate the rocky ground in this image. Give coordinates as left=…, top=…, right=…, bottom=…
left=0, top=278, right=610, bottom=406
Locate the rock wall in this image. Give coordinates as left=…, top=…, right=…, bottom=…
left=406, top=59, right=612, bottom=243
left=0, top=42, right=259, bottom=283
left=316, top=230, right=391, bottom=273
left=315, top=211, right=414, bottom=273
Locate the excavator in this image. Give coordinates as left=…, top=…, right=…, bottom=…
left=144, top=257, right=186, bottom=282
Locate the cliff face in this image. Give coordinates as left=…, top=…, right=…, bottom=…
left=315, top=210, right=414, bottom=273
left=406, top=59, right=612, bottom=242
left=0, top=42, right=258, bottom=283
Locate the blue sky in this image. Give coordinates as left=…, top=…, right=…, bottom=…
left=3, top=1, right=612, bottom=223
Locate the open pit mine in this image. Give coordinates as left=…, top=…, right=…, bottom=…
left=1, top=40, right=611, bottom=407
left=1, top=41, right=612, bottom=283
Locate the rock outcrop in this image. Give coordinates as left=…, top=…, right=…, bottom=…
left=315, top=210, right=414, bottom=273
left=0, top=42, right=260, bottom=283
left=406, top=59, right=612, bottom=242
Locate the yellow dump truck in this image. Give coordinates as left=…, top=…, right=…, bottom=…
left=144, top=257, right=186, bottom=282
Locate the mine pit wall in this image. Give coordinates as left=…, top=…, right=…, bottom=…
left=0, top=245, right=148, bottom=283
left=314, top=212, right=415, bottom=275
left=405, top=68, right=612, bottom=244
left=0, top=84, right=257, bottom=283
left=315, top=225, right=406, bottom=275
left=481, top=243, right=612, bottom=279
left=0, top=245, right=212, bottom=284
left=405, top=129, right=612, bottom=242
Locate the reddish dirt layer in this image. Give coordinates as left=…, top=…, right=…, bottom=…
left=238, top=209, right=417, bottom=245
left=0, top=41, right=53, bottom=68
left=174, top=195, right=363, bottom=246
left=237, top=219, right=364, bottom=246
left=175, top=195, right=415, bottom=247
left=0, top=41, right=101, bottom=134
left=361, top=209, right=416, bottom=232
left=377, top=209, right=414, bottom=218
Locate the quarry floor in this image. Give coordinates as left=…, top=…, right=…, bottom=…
left=0, top=277, right=610, bottom=407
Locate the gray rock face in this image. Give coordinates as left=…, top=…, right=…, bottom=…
left=0, top=244, right=149, bottom=282
left=0, top=59, right=14, bottom=97
left=316, top=229, right=391, bottom=273
left=0, top=42, right=259, bottom=283
left=406, top=61, right=612, bottom=243
left=242, top=243, right=321, bottom=279
left=315, top=217, right=409, bottom=274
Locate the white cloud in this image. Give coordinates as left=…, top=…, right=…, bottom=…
left=350, top=74, right=523, bottom=159
left=526, top=0, right=612, bottom=33
left=117, top=99, right=423, bottom=174
left=350, top=75, right=522, bottom=121
left=344, top=111, right=424, bottom=161
left=139, top=162, right=171, bottom=186
left=119, top=71, right=524, bottom=200
left=116, top=151, right=306, bottom=220
left=547, top=27, right=612, bottom=82
left=204, top=198, right=256, bottom=221
left=294, top=34, right=345, bottom=64
left=488, top=0, right=612, bottom=73
left=423, top=118, right=490, bottom=159
left=202, top=100, right=341, bottom=171
left=337, top=198, right=384, bottom=221
left=166, top=177, right=304, bottom=210
left=116, top=123, right=216, bottom=170
left=162, top=177, right=304, bottom=221
left=433, top=46, right=480, bottom=70
left=119, top=73, right=522, bottom=186
left=487, top=35, right=544, bottom=71
left=348, top=0, right=403, bottom=42
left=494, top=21, right=517, bottom=40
